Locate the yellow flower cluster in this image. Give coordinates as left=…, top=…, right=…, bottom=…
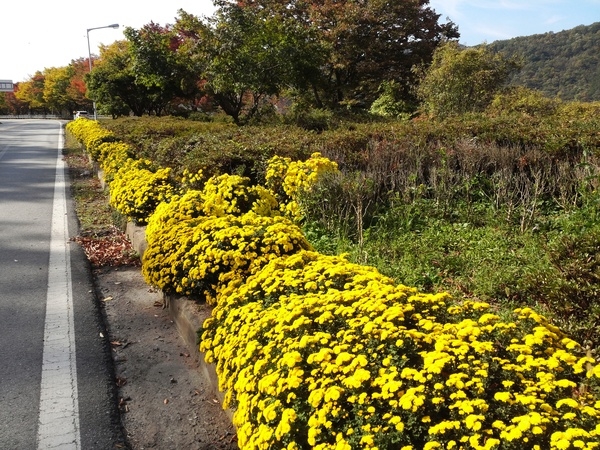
left=109, top=158, right=175, bottom=225
left=266, top=152, right=338, bottom=222
left=145, top=189, right=205, bottom=242
left=142, top=172, right=307, bottom=303
left=143, top=211, right=311, bottom=304
left=201, top=251, right=600, bottom=450
left=66, top=119, right=117, bottom=160
left=97, top=141, right=135, bottom=182
left=201, top=174, right=278, bottom=218
left=67, top=120, right=174, bottom=224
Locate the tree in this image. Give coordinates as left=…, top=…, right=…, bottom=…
left=86, top=40, right=149, bottom=117
left=0, top=93, right=8, bottom=114
left=416, top=42, right=522, bottom=117
left=2, top=86, right=28, bottom=115
left=124, top=23, right=181, bottom=115
left=218, top=0, right=459, bottom=108
left=369, top=80, right=413, bottom=119
left=15, top=72, right=46, bottom=112
left=123, top=13, right=209, bottom=116
left=67, top=58, right=93, bottom=111
left=203, top=3, right=326, bottom=123
left=43, top=66, right=73, bottom=115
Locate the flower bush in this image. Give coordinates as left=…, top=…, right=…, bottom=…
left=143, top=212, right=312, bottom=304
left=109, top=159, right=175, bottom=225
left=97, top=141, right=136, bottom=182
left=66, top=119, right=117, bottom=160
left=266, top=152, right=339, bottom=222
left=145, top=189, right=206, bottom=243
left=201, top=251, right=600, bottom=450
left=142, top=172, right=284, bottom=298
left=201, top=174, right=278, bottom=218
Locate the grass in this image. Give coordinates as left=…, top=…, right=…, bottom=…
left=63, top=132, right=116, bottom=234
left=304, top=195, right=600, bottom=349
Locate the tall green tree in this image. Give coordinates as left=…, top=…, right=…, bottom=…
left=220, top=0, right=459, bottom=108
left=86, top=40, right=149, bottom=117
left=124, top=23, right=181, bottom=115
left=203, top=3, right=326, bottom=123
left=416, top=42, right=522, bottom=117
left=123, top=13, right=209, bottom=116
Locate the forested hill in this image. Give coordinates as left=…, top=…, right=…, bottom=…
left=488, top=21, right=600, bottom=101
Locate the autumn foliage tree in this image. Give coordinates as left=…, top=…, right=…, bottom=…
left=67, top=58, right=93, bottom=111
left=15, top=72, right=46, bottom=113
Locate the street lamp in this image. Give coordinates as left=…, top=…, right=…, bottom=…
left=87, top=23, right=119, bottom=120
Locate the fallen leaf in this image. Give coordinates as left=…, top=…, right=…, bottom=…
left=102, top=296, right=114, bottom=302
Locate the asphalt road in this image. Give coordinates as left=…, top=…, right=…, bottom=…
left=0, top=119, right=125, bottom=449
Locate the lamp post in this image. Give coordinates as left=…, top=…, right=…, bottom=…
left=87, top=23, right=119, bottom=120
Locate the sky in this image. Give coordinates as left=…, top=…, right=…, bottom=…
left=1, top=0, right=599, bottom=83
left=429, top=0, right=600, bottom=46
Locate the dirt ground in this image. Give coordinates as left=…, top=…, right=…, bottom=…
left=94, top=265, right=239, bottom=450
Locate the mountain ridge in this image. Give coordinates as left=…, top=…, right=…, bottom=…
left=486, top=21, right=600, bottom=101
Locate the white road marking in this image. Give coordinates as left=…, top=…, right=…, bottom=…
left=37, top=123, right=81, bottom=449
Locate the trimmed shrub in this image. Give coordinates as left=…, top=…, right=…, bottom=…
left=66, top=119, right=118, bottom=160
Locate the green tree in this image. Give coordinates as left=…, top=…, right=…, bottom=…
left=222, top=0, right=458, bottom=108
left=203, top=3, right=326, bottom=124
left=416, top=42, right=522, bottom=117
left=124, top=23, right=182, bottom=115
left=123, top=13, right=209, bottom=116
left=87, top=40, right=150, bottom=117
left=369, top=80, right=414, bottom=119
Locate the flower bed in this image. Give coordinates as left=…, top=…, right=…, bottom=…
left=66, top=119, right=600, bottom=450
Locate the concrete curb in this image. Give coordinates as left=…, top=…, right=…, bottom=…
left=125, top=223, right=230, bottom=419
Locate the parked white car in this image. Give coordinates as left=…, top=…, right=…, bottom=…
left=73, top=111, right=89, bottom=119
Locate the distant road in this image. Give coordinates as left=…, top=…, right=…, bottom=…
left=0, top=120, right=124, bottom=449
